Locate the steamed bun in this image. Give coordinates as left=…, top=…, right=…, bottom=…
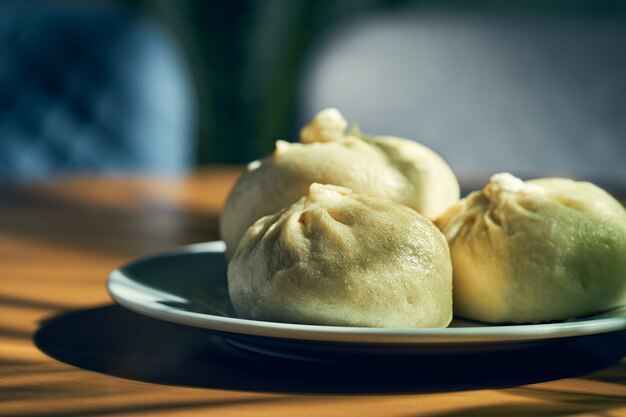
left=228, top=183, right=453, bottom=328
left=220, top=108, right=459, bottom=257
left=436, top=173, right=626, bottom=324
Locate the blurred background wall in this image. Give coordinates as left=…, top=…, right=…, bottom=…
left=1, top=0, right=625, bottom=185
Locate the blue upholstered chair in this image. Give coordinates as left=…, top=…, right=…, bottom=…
left=0, top=2, right=195, bottom=179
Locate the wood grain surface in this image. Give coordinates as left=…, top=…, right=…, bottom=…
left=1, top=169, right=625, bottom=417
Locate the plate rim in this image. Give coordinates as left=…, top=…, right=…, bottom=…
left=107, top=241, right=626, bottom=346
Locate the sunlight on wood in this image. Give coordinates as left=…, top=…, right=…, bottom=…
left=0, top=170, right=624, bottom=417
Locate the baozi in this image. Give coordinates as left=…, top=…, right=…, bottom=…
left=436, top=173, right=626, bottom=324
left=220, top=108, right=459, bottom=257
left=228, top=183, right=453, bottom=328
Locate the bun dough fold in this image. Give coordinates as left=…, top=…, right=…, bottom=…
left=220, top=108, right=459, bottom=257
left=228, top=184, right=453, bottom=328
left=437, top=173, right=626, bottom=324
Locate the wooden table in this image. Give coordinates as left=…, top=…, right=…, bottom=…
left=1, top=169, right=625, bottom=417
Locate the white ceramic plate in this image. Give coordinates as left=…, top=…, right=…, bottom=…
left=107, top=241, right=626, bottom=358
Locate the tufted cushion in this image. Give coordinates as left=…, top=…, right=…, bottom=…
left=0, top=2, right=195, bottom=178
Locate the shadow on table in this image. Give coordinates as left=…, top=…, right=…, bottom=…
left=34, top=304, right=626, bottom=395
